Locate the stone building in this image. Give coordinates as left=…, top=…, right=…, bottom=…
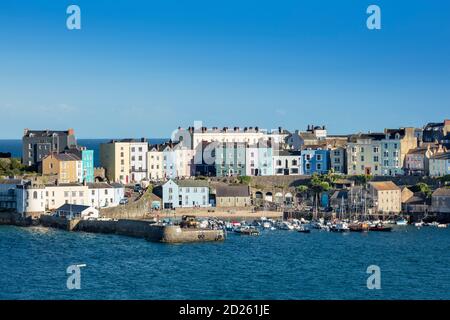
left=215, top=185, right=251, bottom=207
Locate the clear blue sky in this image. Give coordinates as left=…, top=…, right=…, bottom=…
left=0, top=0, right=449, bottom=138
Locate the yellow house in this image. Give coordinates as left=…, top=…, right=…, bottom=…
left=100, top=141, right=131, bottom=184
left=42, top=153, right=81, bottom=184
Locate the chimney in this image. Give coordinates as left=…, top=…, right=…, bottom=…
left=68, top=128, right=74, bottom=136
left=23, top=128, right=29, bottom=136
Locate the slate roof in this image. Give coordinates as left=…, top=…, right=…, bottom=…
left=87, top=182, right=113, bottom=189
left=55, top=203, right=92, bottom=213
left=45, top=153, right=80, bottom=161
left=433, top=188, right=450, bottom=197
left=430, top=152, right=450, bottom=160
left=175, top=180, right=209, bottom=188
left=216, top=185, right=250, bottom=197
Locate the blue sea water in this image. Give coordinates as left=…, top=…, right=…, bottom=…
left=0, top=225, right=449, bottom=300
left=0, top=139, right=168, bottom=167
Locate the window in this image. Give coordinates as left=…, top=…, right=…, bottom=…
left=374, top=156, right=379, bottom=162
left=373, top=147, right=379, bottom=153
left=317, top=163, right=322, bottom=170
left=316, top=154, right=322, bottom=161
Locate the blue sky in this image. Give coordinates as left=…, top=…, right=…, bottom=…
left=0, top=0, right=449, bottom=138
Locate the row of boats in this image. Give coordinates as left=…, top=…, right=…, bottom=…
left=224, top=217, right=448, bottom=235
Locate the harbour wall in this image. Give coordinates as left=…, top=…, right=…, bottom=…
left=38, top=216, right=225, bottom=243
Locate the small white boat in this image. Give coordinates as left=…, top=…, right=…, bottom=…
left=262, top=222, right=271, bottom=229
left=414, top=221, right=424, bottom=227
left=437, top=224, right=447, bottom=228
left=396, top=218, right=408, bottom=226
left=330, top=222, right=350, bottom=232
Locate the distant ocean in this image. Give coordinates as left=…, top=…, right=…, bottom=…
left=0, top=139, right=168, bottom=167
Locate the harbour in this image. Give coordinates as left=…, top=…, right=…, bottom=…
left=1, top=223, right=449, bottom=300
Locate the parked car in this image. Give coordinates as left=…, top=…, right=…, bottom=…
left=133, top=184, right=142, bottom=192
left=119, top=198, right=129, bottom=205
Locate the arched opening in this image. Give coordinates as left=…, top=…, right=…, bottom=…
left=33, top=191, right=38, bottom=199
left=265, top=192, right=273, bottom=202
left=275, top=192, right=283, bottom=204
left=255, top=191, right=263, bottom=199
left=285, top=192, right=293, bottom=204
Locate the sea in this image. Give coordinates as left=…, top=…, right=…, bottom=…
left=0, top=139, right=168, bottom=167
left=0, top=225, right=449, bottom=300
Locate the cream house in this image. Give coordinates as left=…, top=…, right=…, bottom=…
left=147, top=145, right=164, bottom=181
left=368, top=181, right=401, bottom=214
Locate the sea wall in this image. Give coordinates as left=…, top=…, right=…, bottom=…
left=100, top=194, right=152, bottom=220
left=0, top=211, right=32, bottom=226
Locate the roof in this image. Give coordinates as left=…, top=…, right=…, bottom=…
left=44, top=153, right=81, bottom=162
left=407, top=148, right=428, bottom=155
left=87, top=182, right=113, bottom=189
left=46, top=183, right=84, bottom=187
left=0, top=179, right=25, bottom=185
left=430, top=152, right=450, bottom=160
left=404, top=194, right=427, bottom=204
left=348, top=133, right=385, bottom=143
left=298, top=132, right=317, bottom=140
left=216, top=185, right=250, bottom=197
left=23, top=129, right=73, bottom=137
left=369, top=181, right=401, bottom=191
left=433, top=188, right=450, bottom=197
left=276, top=150, right=302, bottom=156
left=55, top=204, right=93, bottom=213
left=109, top=182, right=124, bottom=188
left=175, top=180, right=209, bottom=188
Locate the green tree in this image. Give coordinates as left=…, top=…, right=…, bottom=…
left=411, top=182, right=432, bottom=199
left=238, top=176, right=252, bottom=185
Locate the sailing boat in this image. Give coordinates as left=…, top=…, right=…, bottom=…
left=331, top=196, right=350, bottom=232
left=350, top=191, right=370, bottom=232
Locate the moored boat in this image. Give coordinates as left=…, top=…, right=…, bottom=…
left=349, top=222, right=370, bottom=232
left=369, top=223, right=392, bottom=232
left=396, top=218, right=408, bottom=226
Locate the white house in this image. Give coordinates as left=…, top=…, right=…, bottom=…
left=272, top=150, right=303, bottom=175
left=129, top=139, right=149, bottom=182
left=147, top=145, right=164, bottom=180
left=87, top=182, right=116, bottom=209
left=54, top=204, right=99, bottom=220
left=162, top=179, right=210, bottom=209
left=0, top=179, right=124, bottom=217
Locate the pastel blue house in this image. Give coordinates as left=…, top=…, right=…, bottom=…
left=162, top=179, right=210, bottom=209
left=81, top=149, right=94, bottom=183
left=301, top=148, right=329, bottom=175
